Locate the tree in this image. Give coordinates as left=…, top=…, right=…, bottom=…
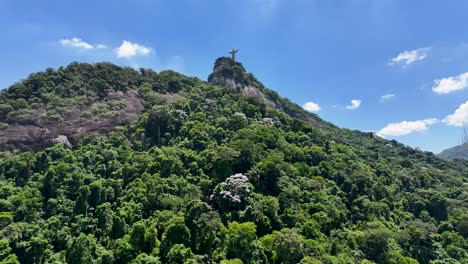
left=131, top=253, right=160, bottom=264
left=0, top=212, right=13, bottom=229
left=220, top=259, right=243, bottom=264
left=130, top=222, right=146, bottom=252
left=9, top=188, right=42, bottom=222
left=89, top=181, right=106, bottom=208
left=0, top=103, right=13, bottom=119
left=456, top=215, right=468, bottom=238
left=244, top=196, right=280, bottom=236
left=166, top=244, right=193, bottom=264
left=66, top=233, right=97, bottom=264
left=144, top=224, right=159, bottom=255
left=399, top=221, right=437, bottom=263
left=113, top=236, right=134, bottom=264
left=185, top=201, right=221, bottom=255
left=273, top=228, right=305, bottom=264
left=212, top=174, right=252, bottom=214
left=211, top=147, right=240, bottom=182
left=249, top=154, right=287, bottom=196
left=0, top=239, right=18, bottom=263
left=160, top=217, right=191, bottom=259
left=362, top=227, right=392, bottom=263
left=41, top=168, right=58, bottom=200
left=224, top=222, right=258, bottom=263
left=96, top=202, right=113, bottom=237
left=111, top=216, right=126, bottom=239
left=146, top=105, right=170, bottom=145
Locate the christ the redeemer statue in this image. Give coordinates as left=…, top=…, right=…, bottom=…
left=229, top=49, right=239, bottom=61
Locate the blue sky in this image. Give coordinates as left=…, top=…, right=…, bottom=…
left=1, top=0, right=468, bottom=153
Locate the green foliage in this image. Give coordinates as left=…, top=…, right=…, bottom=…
left=166, top=244, right=193, bottom=264
left=220, top=259, right=243, bottom=264
left=0, top=61, right=467, bottom=263
left=272, top=228, right=305, bottom=263
left=185, top=201, right=221, bottom=255
left=249, top=153, right=286, bottom=195
left=160, top=217, right=191, bottom=259
left=362, top=227, right=393, bottom=262
left=66, top=233, right=97, bottom=264
left=223, top=222, right=259, bottom=263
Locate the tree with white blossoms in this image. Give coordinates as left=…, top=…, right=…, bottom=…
left=211, top=173, right=252, bottom=213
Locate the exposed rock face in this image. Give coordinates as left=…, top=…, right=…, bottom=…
left=208, top=57, right=277, bottom=108
left=207, top=57, right=244, bottom=88
left=51, top=135, right=72, bottom=149
left=285, top=110, right=322, bottom=128
left=0, top=90, right=144, bottom=151
left=240, top=85, right=276, bottom=108
left=207, top=57, right=322, bottom=128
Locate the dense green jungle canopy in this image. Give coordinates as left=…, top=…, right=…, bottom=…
left=0, top=58, right=467, bottom=263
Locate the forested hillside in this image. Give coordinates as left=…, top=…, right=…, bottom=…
left=0, top=58, right=467, bottom=263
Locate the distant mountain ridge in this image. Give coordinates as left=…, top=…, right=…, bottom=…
left=439, top=142, right=468, bottom=160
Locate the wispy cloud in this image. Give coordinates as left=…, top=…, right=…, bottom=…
left=380, top=93, right=396, bottom=102
left=377, top=118, right=438, bottom=137
left=432, top=72, right=468, bottom=94
left=59, top=38, right=107, bottom=50
left=443, top=101, right=468, bottom=127
left=60, top=38, right=94, bottom=49
left=116, top=40, right=152, bottom=59
left=346, top=99, right=361, bottom=110
left=389, top=47, right=430, bottom=66
left=60, top=38, right=153, bottom=60
left=302, top=101, right=320, bottom=112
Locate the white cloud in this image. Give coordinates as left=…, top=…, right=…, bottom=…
left=96, top=44, right=107, bottom=49
left=443, top=101, right=468, bottom=127
left=389, top=47, right=430, bottom=66
left=116, top=40, right=152, bottom=58
left=302, top=101, right=320, bottom=112
left=377, top=118, right=438, bottom=137
left=59, top=38, right=94, bottom=49
left=346, top=99, right=361, bottom=110
left=432, top=72, right=468, bottom=94
left=380, top=94, right=396, bottom=102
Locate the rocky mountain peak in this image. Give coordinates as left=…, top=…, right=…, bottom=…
left=207, top=57, right=277, bottom=107
left=207, top=57, right=254, bottom=89
left=207, top=57, right=323, bottom=128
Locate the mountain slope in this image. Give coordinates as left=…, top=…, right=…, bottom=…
left=0, top=59, right=328, bottom=151
left=439, top=143, right=468, bottom=160
left=0, top=58, right=467, bottom=264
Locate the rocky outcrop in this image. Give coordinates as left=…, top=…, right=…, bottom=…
left=207, top=57, right=322, bottom=128
left=207, top=57, right=245, bottom=88
left=0, top=90, right=144, bottom=151
left=51, top=135, right=72, bottom=149
left=208, top=57, right=278, bottom=108
left=240, top=85, right=276, bottom=109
